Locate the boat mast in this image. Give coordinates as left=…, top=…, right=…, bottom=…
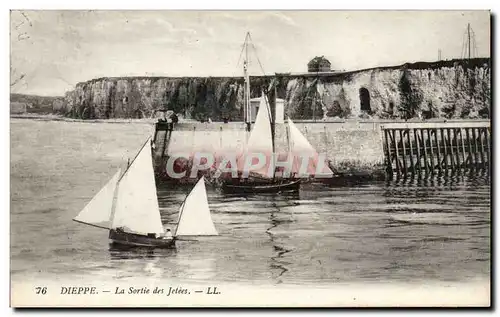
left=244, top=32, right=251, bottom=132
left=468, top=23, right=471, bottom=60
left=108, top=172, right=121, bottom=228
left=271, top=83, right=277, bottom=181
left=109, top=137, right=151, bottom=227
left=118, top=137, right=151, bottom=183
left=173, top=195, right=188, bottom=237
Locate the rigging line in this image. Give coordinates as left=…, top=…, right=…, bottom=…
left=109, top=168, right=121, bottom=227
left=460, top=30, right=467, bottom=59
left=475, top=36, right=479, bottom=58
left=472, top=35, right=477, bottom=58
left=234, top=40, right=246, bottom=77
left=470, top=27, right=476, bottom=47
left=72, top=219, right=109, bottom=230
left=247, top=33, right=267, bottom=76
left=117, top=137, right=151, bottom=183
left=251, top=42, right=267, bottom=76
left=472, top=29, right=478, bottom=58
left=459, top=32, right=463, bottom=59
left=173, top=186, right=191, bottom=237
left=466, top=27, right=472, bottom=58
left=462, top=28, right=469, bottom=59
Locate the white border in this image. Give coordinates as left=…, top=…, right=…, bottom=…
left=3, top=1, right=500, bottom=10
left=3, top=1, right=497, bottom=316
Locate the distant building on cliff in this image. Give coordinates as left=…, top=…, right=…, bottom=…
left=308, top=56, right=331, bottom=72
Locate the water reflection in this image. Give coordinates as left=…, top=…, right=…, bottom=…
left=109, top=244, right=177, bottom=260
left=386, top=167, right=490, bottom=187
left=265, top=198, right=293, bottom=284
left=221, top=190, right=300, bottom=201
left=105, top=170, right=490, bottom=284
left=175, top=256, right=218, bottom=280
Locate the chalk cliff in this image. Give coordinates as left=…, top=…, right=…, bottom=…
left=62, top=58, right=490, bottom=120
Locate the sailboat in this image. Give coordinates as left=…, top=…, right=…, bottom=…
left=286, top=117, right=335, bottom=180
left=217, top=32, right=333, bottom=193
left=215, top=33, right=300, bottom=194
left=218, top=92, right=301, bottom=194
left=73, top=138, right=218, bottom=248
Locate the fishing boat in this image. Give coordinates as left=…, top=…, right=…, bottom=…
left=217, top=33, right=333, bottom=193
left=218, top=111, right=334, bottom=193
left=215, top=33, right=300, bottom=193
left=73, top=138, right=218, bottom=248
left=218, top=93, right=301, bottom=194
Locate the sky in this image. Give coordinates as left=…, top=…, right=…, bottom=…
left=10, top=10, right=491, bottom=96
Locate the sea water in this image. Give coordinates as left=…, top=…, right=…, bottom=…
left=10, top=119, right=490, bottom=287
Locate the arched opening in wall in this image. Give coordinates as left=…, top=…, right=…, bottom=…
left=359, top=88, right=371, bottom=113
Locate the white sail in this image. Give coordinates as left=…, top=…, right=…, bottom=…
left=288, top=118, right=316, bottom=153
left=73, top=169, right=121, bottom=229
left=238, top=94, right=274, bottom=177
left=287, top=118, right=333, bottom=177
left=111, top=140, right=164, bottom=235
left=246, top=94, right=273, bottom=154
left=175, top=177, right=218, bottom=236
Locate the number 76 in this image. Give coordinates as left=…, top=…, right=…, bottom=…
left=35, top=287, right=47, bottom=295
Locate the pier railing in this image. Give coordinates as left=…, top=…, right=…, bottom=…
left=381, top=122, right=491, bottom=178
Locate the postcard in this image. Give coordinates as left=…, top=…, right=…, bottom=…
left=10, top=10, right=491, bottom=307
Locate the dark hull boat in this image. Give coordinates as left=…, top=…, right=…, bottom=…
left=221, top=178, right=301, bottom=194
left=108, top=228, right=175, bottom=248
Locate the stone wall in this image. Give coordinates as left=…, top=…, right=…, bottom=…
left=156, top=121, right=385, bottom=174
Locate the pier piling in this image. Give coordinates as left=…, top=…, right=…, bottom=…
left=382, top=122, right=490, bottom=178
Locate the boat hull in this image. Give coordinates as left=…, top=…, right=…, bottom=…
left=220, top=179, right=301, bottom=194
left=108, top=229, right=175, bottom=248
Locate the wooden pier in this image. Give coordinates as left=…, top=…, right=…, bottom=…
left=152, top=121, right=174, bottom=171
left=381, top=122, right=491, bottom=178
